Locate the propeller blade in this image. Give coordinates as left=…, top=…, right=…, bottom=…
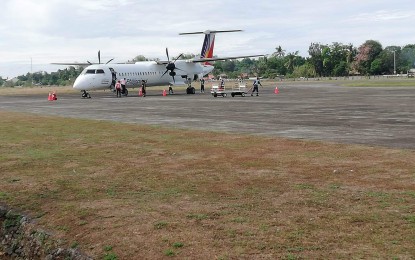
left=106, top=58, right=114, bottom=64
left=87, top=61, right=92, bottom=65
left=165, top=48, right=170, bottom=62
left=161, top=70, right=169, bottom=78
left=98, top=50, right=101, bottom=64
left=173, top=53, right=183, bottom=63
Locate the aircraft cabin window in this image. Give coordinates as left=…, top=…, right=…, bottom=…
left=96, top=69, right=105, bottom=74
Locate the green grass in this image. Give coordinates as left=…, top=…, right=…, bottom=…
left=0, top=111, right=414, bottom=259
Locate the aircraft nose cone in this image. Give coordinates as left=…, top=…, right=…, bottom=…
left=73, top=76, right=87, bottom=90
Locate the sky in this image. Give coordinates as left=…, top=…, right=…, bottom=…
left=1, top=0, right=415, bottom=78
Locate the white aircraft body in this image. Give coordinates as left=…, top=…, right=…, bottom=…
left=53, top=30, right=264, bottom=98
left=73, top=58, right=213, bottom=95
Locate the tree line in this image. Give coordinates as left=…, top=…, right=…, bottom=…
left=214, top=40, right=415, bottom=79
left=1, top=66, right=83, bottom=87
left=2, top=40, right=414, bottom=87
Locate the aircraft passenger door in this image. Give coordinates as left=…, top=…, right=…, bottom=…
left=109, top=68, right=116, bottom=88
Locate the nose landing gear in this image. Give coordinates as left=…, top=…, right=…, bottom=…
left=82, top=90, right=91, bottom=99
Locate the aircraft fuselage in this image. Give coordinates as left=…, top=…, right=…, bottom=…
left=73, top=60, right=214, bottom=91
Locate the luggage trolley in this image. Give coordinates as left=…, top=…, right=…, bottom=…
left=230, top=82, right=248, bottom=97
left=210, top=85, right=227, bottom=97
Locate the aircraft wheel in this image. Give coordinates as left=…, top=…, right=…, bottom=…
left=213, top=93, right=218, bottom=97
left=223, top=93, right=227, bottom=97
left=82, top=92, right=91, bottom=98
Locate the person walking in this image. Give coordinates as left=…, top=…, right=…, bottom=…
left=251, top=77, right=262, bottom=96
left=200, top=78, right=205, bottom=93
left=115, top=80, right=122, bottom=97
left=120, top=78, right=127, bottom=94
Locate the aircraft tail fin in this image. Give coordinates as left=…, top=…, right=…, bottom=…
left=179, top=30, right=242, bottom=65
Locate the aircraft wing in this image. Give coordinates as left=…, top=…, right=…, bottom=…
left=51, top=62, right=91, bottom=66
left=191, top=54, right=266, bottom=63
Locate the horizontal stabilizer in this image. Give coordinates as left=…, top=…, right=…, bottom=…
left=179, top=30, right=242, bottom=35
left=51, top=62, right=91, bottom=66
left=192, top=54, right=266, bottom=63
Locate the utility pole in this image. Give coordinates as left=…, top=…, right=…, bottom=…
left=30, top=57, right=33, bottom=85
left=393, top=51, right=396, bottom=75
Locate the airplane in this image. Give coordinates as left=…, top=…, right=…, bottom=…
left=53, top=30, right=265, bottom=98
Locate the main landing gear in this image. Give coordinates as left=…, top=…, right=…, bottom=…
left=82, top=90, right=91, bottom=99
left=186, top=85, right=196, bottom=94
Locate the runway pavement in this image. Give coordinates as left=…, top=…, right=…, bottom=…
left=0, top=83, right=414, bottom=149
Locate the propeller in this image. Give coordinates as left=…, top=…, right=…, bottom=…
left=161, top=48, right=184, bottom=83
left=87, top=50, right=113, bottom=65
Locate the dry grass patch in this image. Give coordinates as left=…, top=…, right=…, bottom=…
left=0, top=111, right=414, bottom=259
left=0, top=86, right=75, bottom=96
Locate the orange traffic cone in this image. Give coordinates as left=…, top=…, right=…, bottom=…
left=138, top=88, right=142, bottom=97
left=162, top=89, right=167, bottom=96
left=48, top=92, right=53, bottom=101
left=274, top=86, right=279, bottom=94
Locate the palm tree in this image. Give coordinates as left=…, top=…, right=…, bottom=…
left=273, top=45, right=286, bottom=57
left=285, top=51, right=299, bottom=73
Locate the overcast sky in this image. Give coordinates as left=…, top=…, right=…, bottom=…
left=1, top=0, right=414, bottom=78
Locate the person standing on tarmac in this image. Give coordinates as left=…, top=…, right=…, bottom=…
left=251, top=77, right=262, bottom=96
left=115, top=80, right=122, bottom=97
left=200, top=78, right=205, bottom=93
left=220, top=77, right=225, bottom=89
left=168, top=84, right=174, bottom=94
left=120, top=78, right=127, bottom=94
left=141, top=80, right=147, bottom=97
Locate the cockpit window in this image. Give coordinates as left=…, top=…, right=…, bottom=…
left=82, top=69, right=105, bottom=75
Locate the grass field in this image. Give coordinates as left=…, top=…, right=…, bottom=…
left=0, top=111, right=414, bottom=259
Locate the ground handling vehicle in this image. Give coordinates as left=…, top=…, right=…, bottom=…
left=230, top=82, right=248, bottom=97
left=210, top=85, right=227, bottom=97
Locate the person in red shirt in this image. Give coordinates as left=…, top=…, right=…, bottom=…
left=115, top=80, right=122, bottom=97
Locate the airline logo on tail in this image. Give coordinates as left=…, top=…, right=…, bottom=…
left=179, top=30, right=243, bottom=65
left=200, top=33, right=215, bottom=64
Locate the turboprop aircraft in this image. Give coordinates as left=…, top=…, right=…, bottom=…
left=53, top=30, right=264, bottom=98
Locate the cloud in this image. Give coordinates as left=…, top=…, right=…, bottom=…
left=350, top=9, right=414, bottom=22
left=1, top=0, right=415, bottom=78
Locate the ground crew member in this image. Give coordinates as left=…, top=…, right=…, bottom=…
left=220, top=78, right=225, bottom=88
left=115, top=80, right=122, bottom=97
left=200, top=78, right=205, bottom=93
left=141, top=80, right=147, bottom=97
left=251, top=77, right=262, bottom=96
